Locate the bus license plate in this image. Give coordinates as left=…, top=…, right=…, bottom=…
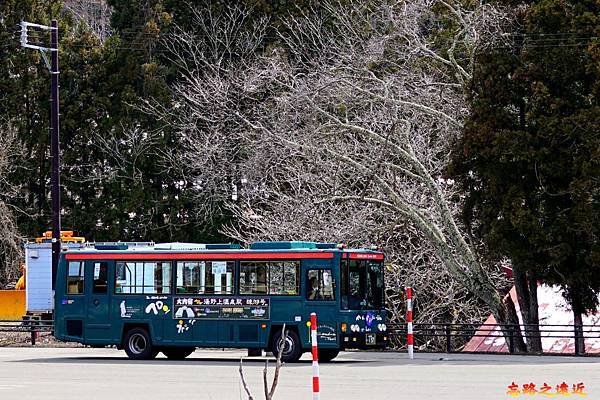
left=366, top=333, right=376, bottom=345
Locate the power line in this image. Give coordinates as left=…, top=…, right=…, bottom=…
left=6, top=22, right=600, bottom=55
left=507, top=32, right=599, bottom=37
left=59, top=36, right=599, bottom=51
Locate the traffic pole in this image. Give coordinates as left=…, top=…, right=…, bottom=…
left=310, top=312, right=320, bottom=400
left=406, top=287, right=414, bottom=359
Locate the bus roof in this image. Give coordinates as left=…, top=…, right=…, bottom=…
left=61, top=241, right=384, bottom=260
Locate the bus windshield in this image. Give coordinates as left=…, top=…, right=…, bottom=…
left=342, top=259, right=384, bottom=310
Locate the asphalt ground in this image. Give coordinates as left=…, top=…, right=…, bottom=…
left=0, top=348, right=598, bottom=399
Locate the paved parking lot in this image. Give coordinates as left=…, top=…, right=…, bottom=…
left=0, top=348, right=598, bottom=399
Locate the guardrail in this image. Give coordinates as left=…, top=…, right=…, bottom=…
left=387, top=323, right=600, bottom=355
left=0, top=317, right=54, bottom=345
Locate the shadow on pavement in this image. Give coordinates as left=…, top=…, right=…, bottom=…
left=11, top=356, right=370, bottom=367
left=8, top=350, right=600, bottom=367
left=344, top=352, right=600, bottom=366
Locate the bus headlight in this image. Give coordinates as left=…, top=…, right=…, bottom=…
left=377, top=323, right=387, bottom=332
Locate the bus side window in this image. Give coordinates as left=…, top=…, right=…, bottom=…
left=67, top=261, right=84, bottom=294
left=307, top=269, right=335, bottom=301
left=348, top=262, right=362, bottom=309
left=177, top=262, right=201, bottom=294
left=240, top=261, right=299, bottom=295
left=114, top=261, right=172, bottom=294
left=239, top=262, right=268, bottom=294
left=341, top=260, right=349, bottom=309
left=115, top=262, right=128, bottom=293
left=176, top=261, right=234, bottom=294
left=207, top=261, right=234, bottom=294
left=269, top=262, right=300, bottom=295
left=93, top=262, right=108, bottom=294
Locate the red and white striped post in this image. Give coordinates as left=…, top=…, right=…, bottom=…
left=310, top=312, right=320, bottom=400
left=406, top=287, right=414, bottom=359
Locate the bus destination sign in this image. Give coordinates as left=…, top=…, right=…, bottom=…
left=173, top=297, right=270, bottom=320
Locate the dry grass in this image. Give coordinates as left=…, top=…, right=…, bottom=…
left=0, top=331, right=82, bottom=348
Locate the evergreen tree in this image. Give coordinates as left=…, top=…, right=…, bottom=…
left=98, top=0, right=224, bottom=243
left=1, top=0, right=332, bottom=251
left=98, top=0, right=337, bottom=244
left=0, top=1, right=211, bottom=249
left=0, top=1, right=62, bottom=236
left=0, top=1, right=112, bottom=239
left=450, top=0, right=599, bottom=352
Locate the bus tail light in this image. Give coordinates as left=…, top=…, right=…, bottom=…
left=261, top=324, right=267, bottom=329
left=341, top=323, right=347, bottom=333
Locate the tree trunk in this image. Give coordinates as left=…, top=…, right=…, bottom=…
left=572, top=295, right=585, bottom=355
left=510, top=104, right=544, bottom=353
left=526, top=271, right=542, bottom=352
left=497, top=295, right=527, bottom=353
left=513, top=267, right=542, bottom=352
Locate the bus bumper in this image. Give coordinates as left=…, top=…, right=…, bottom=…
left=340, top=332, right=388, bottom=350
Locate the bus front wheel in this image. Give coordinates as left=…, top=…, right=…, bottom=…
left=271, top=329, right=302, bottom=363
left=162, top=347, right=195, bottom=360
left=123, top=328, right=158, bottom=360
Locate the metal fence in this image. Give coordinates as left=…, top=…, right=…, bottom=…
left=1, top=318, right=599, bottom=356
left=387, top=322, right=600, bottom=356
left=0, top=317, right=54, bottom=345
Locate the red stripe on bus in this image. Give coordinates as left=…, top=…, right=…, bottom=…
left=64, top=252, right=334, bottom=261
left=349, top=253, right=384, bottom=260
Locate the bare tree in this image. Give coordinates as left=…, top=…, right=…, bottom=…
left=0, top=120, right=25, bottom=288
left=148, top=0, right=524, bottom=350
left=142, top=4, right=270, bottom=224
left=239, top=325, right=288, bottom=400
left=69, top=125, right=163, bottom=185
left=64, top=0, right=112, bottom=42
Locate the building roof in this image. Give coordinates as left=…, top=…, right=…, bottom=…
left=463, top=285, right=600, bottom=354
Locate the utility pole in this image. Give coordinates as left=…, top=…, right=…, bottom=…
left=50, top=20, right=61, bottom=291
left=20, top=20, right=61, bottom=290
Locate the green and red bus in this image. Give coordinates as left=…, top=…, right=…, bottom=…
left=54, top=241, right=387, bottom=362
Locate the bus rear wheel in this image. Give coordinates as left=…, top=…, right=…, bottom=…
left=318, top=349, right=340, bottom=362
left=123, top=328, right=158, bottom=360
left=162, top=347, right=195, bottom=360
left=271, top=329, right=302, bottom=363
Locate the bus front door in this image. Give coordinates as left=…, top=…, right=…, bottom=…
left=84, top=260, right=113, bottom=343
left=305, top=268, right=339, bottom=348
